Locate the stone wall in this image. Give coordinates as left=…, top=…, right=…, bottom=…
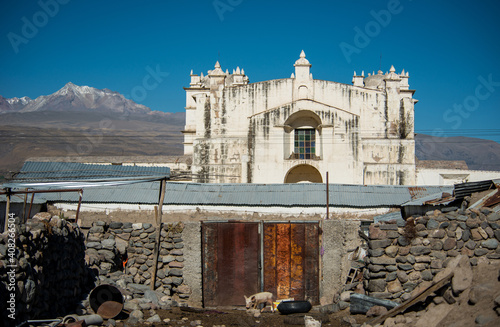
left=364, top=206, right=500, bottom=302
left=84, top=221, right=195, bottom=305
left=0, top=214, right=92, bottom=324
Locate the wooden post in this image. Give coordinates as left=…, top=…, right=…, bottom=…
left=22, top=189, right=28, bottom=223
left=27, top=192, right=35, bottom=220
left=75, top=190, right=83, bottom=224
left=151, top=178, right=167, bottom=290
left=326, top=172, right=329, bottom=220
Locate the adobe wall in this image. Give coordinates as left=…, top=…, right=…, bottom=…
left=364, top=207, right=500, bottom=302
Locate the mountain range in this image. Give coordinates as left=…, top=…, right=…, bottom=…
left=0, top=82, right=151, bottom=115
left=0, top=83, right=499, bottom=179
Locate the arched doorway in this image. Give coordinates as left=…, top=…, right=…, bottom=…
left=284, top=165, right=323, bottom=183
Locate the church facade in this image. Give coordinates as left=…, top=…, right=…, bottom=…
left=182, top=51, right=416, bottom=185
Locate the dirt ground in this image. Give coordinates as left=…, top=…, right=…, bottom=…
left=109, top=260, right=500, bottom=327
left=116, top=306, right=371, bottom=327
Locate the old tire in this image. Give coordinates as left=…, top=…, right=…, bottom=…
left=277, top=301, right=312, bottom=315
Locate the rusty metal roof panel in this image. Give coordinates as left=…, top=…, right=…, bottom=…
left=407, top=186, right=452, bottom=200
left=402, top=192, right=455, bottom=207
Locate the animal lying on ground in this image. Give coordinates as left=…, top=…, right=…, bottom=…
left=244, top=292, right=274, bottom=312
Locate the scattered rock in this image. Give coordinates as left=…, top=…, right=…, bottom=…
left=147, top=314, right=161, bottom=323
left=475, top=314, right=494, bottom=325
left=451, top=255, right=473, bottom=295
left=366, top=305, right=387, bottom=317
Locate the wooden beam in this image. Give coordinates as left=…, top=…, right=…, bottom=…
left=151, top=179, right=167, bottom=290
left=75, top=190, right=83, bottom=224
left=369, top=272, right=454, bottom=325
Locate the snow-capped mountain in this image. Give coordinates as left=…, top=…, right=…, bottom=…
left=0, top=82, right=151, bottom=114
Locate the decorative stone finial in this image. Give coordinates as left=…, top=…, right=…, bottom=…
left=215, top=61, right=221, bottom=69
left=390, top=65, right=396, bottom=73
left=294, top=50, right=311, bottom=66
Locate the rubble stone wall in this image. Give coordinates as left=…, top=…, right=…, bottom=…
left=84, top=220, right=197, bottom=305
left=0, top=215, right=92, bottom=323
left=364, top=207, right=500, bottom=302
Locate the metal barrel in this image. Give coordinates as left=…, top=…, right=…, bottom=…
left=88, top=284, right=124, bottom=319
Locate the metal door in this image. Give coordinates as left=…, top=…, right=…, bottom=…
left=263, top=222, right=320, bottom=304
left=202, top=222, right=260, bottom=307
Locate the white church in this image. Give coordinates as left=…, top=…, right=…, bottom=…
left=182, top=51, right=417, bottom=185
left=24, top=52, right=499, bottom=186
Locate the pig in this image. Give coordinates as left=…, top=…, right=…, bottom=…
left=244, top=291, right=274, bottom=312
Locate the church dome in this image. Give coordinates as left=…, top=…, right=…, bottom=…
left=363, top=70, right=385, bottom=89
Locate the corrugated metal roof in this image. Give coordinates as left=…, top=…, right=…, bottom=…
left=13, top=161, right=170, bottom=181
left=42, top=181, right=162, bottom=204
left=402, top=191, right=455, bottom=207
left=0, top=193, right=47, bottom=204
left=374, top=211, right=404, bottom=224
left=33, top=182, right=451, bottom=208
left=454, top=180, right=495, bottom=199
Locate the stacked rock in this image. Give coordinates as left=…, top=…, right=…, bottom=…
left=364, top=207, right=500, bottom=302
left=0, top=214, right=92, bottom=323
left=84, top=221, right=191, bottom=304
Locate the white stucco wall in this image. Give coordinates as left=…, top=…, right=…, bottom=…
left=416, top=168, right=500, bottom=185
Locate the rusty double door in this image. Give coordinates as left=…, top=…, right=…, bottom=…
left=202, top=221, right=319, bottom=307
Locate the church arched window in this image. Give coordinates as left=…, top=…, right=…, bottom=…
left=283, top=110, right=322, bottom=160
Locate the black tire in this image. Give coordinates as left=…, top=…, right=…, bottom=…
left=277, top=301, right=312, bottom=315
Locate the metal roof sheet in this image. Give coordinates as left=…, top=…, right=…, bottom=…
left=40, top=181, right=162, bottom=204
left=0, top=193, right=47, bottom=204
left=374, top=211, right=404, bottom=224
left=36, top=182, right=450, bottom=207
left=3, top=172, right=453, bottom=208
left=454, top=180, right=495, bottom=199
left=14, top=161, right=170, bottom=181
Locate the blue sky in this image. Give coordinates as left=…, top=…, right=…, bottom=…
left=1, top=0, right=499, bottom=142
